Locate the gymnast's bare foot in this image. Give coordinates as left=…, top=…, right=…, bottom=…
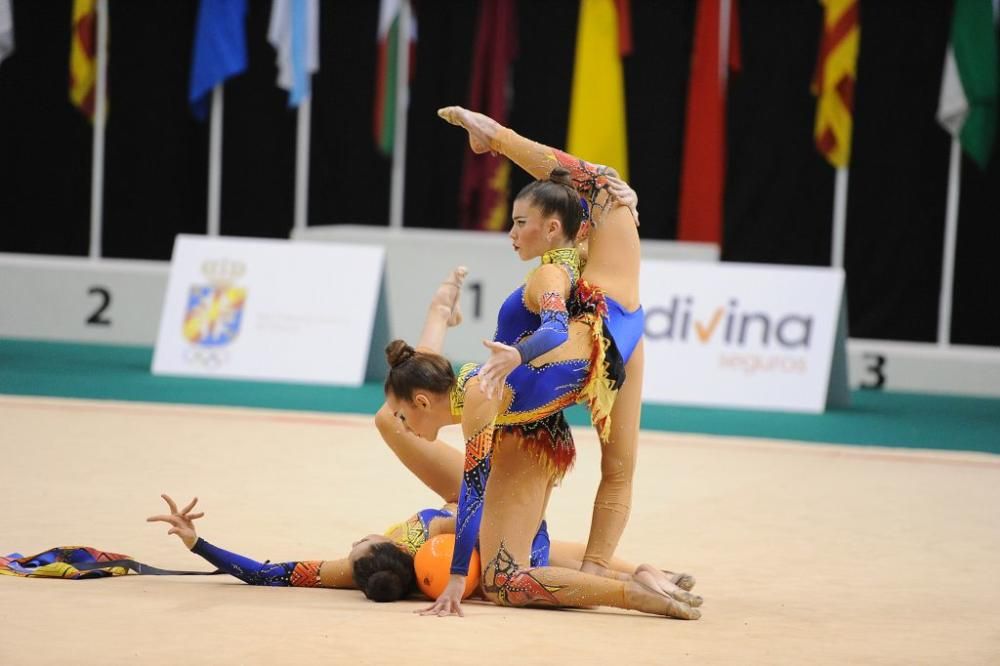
left=437, top=106, right=498, bottom=155
left=636, top=563, right=696, bottom=592
left=633, top=565, right=702, bottom=608
left=624, top=579, right=701, bottom=620
left=431, top=266, right=467, bottom=327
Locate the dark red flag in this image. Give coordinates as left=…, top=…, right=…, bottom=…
left=459, top=0, right=518, bottom=230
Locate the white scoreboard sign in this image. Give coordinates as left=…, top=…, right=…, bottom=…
left=152, top=235, right=384, bottom=386
left=640, top=261, right=849, bottom=413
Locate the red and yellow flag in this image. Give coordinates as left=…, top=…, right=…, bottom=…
left=812, top=0, right=860, bottom=168
left=69, top=0, right=97, bottom=121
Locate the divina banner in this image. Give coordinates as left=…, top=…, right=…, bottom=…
left=153, top=235, right=384, bottom=386
left=639, top=261, right=848, bottom=413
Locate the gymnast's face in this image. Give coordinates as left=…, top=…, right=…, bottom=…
left=510, top=198, right=566, bottom=261
left=386, top=391, right=444, bottom=440
left=349, top=534, right=392, bottom=564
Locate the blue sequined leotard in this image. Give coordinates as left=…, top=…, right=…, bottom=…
left=384, top=505, right=550, bottom=567
left=449, top=249, right=582, bottom=577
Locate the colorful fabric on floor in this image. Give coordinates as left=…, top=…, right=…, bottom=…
left=1, top=546, right=216, bottom=579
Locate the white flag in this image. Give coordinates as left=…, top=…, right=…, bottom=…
left=0, top=0, right=14, bottom=67
left=268, top=0, right=319, bottom=107
left=937, top=46, right=966, bottom=138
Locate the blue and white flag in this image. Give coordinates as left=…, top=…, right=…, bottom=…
left=189, top=0, right=248, bottom=120
left=268, top=0, right=319, bottom=107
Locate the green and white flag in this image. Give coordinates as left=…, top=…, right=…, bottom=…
left=937, top=0, right=999, bottom=168
left=374, top=0, right=417, bottom=156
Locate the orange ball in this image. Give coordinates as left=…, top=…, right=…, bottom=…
left=414, top=534, right=481, bottom=600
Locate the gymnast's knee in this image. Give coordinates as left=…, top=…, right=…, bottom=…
left=481, top=564, right=552, bottom=608
left=598, top=459, right=635, bottom=499
left=482, top=587, right=505, bottom=606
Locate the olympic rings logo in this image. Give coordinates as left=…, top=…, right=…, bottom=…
left=183, top=347, right=230, bottom=369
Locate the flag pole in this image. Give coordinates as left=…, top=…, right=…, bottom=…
left=293, top=95, right=311, bottom=234
left=88, top=0, right=109, bottom=260
left=388, top=0, right=411, bottom=231
left=831, top=166, right=848, bottom=267
left=207, top=84, right=223, bottom=237
left=937, top=138, right=961, bottom=346
left=718, top=0, right=731, bottom=85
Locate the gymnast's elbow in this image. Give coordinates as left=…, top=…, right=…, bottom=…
left=374, top=404, right=396, bottom=434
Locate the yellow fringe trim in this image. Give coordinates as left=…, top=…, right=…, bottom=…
left=576, top=313, right=618, bottom=445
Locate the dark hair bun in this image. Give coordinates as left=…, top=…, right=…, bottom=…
left=385, top=340, right=415, bottom=368
left=365, top=570, right=405, bottom=602
left=548, top=167, right=574, bottom=188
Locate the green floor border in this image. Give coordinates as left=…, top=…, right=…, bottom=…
left=2, top=338, right=998, bottom=454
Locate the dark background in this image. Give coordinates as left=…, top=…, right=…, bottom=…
left=0, top=0, right=997, bottom=345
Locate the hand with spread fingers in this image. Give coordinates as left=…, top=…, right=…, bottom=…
left=146, top=494, right=204, bottom=550
left=477, top=339, right=520, bottom=401
left=417, top=574, right=467, bottom=617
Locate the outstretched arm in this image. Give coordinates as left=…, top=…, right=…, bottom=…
left=147, top=494, right=356, bottom=589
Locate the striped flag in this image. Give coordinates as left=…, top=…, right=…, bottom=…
left=374, top=0, right=417, bottom=155
left=812, top=0, right=860, bottom=168
left=0, top=0, right=13, bottom=67
left=69, top=0, right=99, bottom=121
left=189, top=0, right=248, bottom=121
left=459, top=0, right=517, bottom=230
left=268, top=0, right=319, bottom=108
left=566, top=0, right=631, bottom=179
left=937, top=0, right=999, bottom=169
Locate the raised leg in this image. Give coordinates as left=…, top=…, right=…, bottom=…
left=417, top=266, right=468, bottom=354
left=440, top=109, right=640, bottom=308
left=439, top=106, right=608, bottom=189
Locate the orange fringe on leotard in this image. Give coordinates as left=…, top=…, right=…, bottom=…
left=500, top=412, right=577, bottom=481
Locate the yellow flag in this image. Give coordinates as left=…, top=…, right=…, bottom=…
left=567, top=0, right=629, bottom=179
